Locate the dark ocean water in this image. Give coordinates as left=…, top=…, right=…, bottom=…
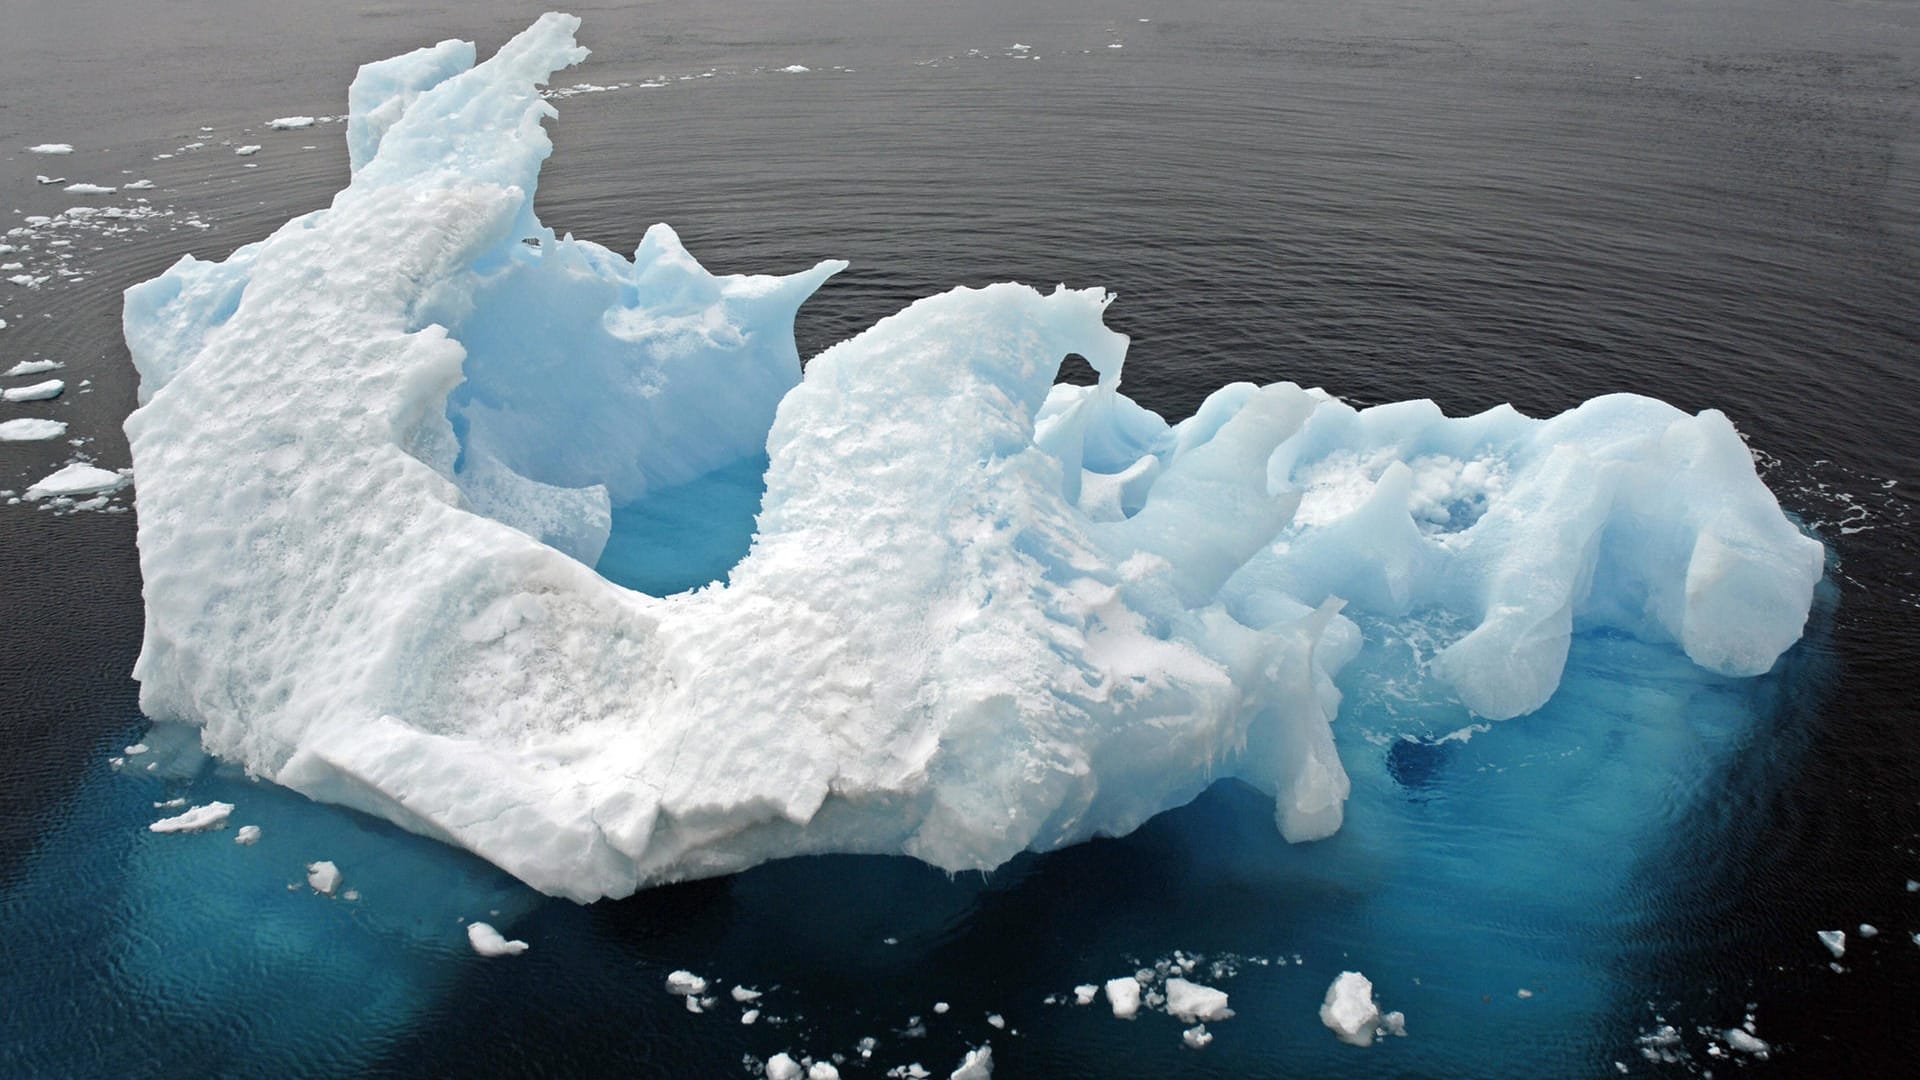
left=2, top=1, right=1917, bottom=1076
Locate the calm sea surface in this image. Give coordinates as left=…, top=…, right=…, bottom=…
left=2, top=1, right=1917, bottom=1076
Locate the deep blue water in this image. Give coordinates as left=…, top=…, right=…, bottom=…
left=3, top=1, right=1918, bottom=1076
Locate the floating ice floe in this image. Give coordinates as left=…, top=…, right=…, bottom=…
left=0, top=418, right=67, bottom=442
left=1319, top=971, right=1405, bottom=1047
left=28, top=143, right=74, bottom=154
left=35, top=174, right=66, bottom=185
left=466, top=920, right=529, bottom=955
left=234, top=824, right=262, bottom=845
left=949, top=1045, right=992, bottom=1080
left=1104, top=977, right=1142, bottom=1019
left=1, top=379, right=62, bottom=402
left=64, top=182, right=117, bottom=195
left=25, top=463, right=128, bottom=500
left=306, top=860, right=342, bottom=894
left=1163, top=977, right=1232, bottom=1023
left=269, top=116, right=318, bottom=130
left=665, top=970, right=708, bottom=996
left=5, top=359, right=64, bottom=376
left=1723, top=1028, right=1769, bottom=1057
left=149, top=801, right=235, bottom=833
left=779, top=64, right=810, bottom=73
left=1818, top=929, right=1846, bottom=958
left=117, top=12, right=1825, bottom=903
left=234, top=144, right=262, bottom=156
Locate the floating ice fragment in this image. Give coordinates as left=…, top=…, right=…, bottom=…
left=306, top=860, right=342, bottom=894
left=779, top=64, right=810, bottom=73
left=124, top=179, right=155, bottom=190
left=28, top=144, right=74, bottom=154
left=1164, top=977, right=1232, bottom=1022
left=234, top=144, right=262, bottom=156
left=665, top=970, right=708, bottom=996
left=0, top=419, right=67, bottom=442
left=148, top=801, right=234, bottom=833
left=234, top=824, right=262, bottom=844
left=985, top=1013, right=1004, bottom=1029
left=1182, top=1025, right=1212, bottom=1049
left=3, top=379, right=63, bottom=402
left=466, top=921, right=528, bottom=955
left=1320, top=971, right=1399, bottom=1047
left=1517, top=988, right=1534, bottom=999
left=1818, top=930, right=1846, bottom=958
left=268, top=116, right=317, bottom=129
left=1104, top=978, right=1141, bottom=1019
left=1724, top=1028, right=1769, bottom=1057
left=887, top=1066, right=931, bottom=1080
left=808, top=1062, right=840, bottom=1080
left=1072, top=984, right=1098, bottom=1005
left=949, top=1045, right=992, bottom=1080
left=26, top=463, right=126, bottom=500
left=933, top=1002, right=950, bottom=1015
left=63, top=183, right=117, bottom=195
left=125, top=743, right=149, bottom=754
left=731, top=985, right=762, bottom=1002
left=765, top=1054, right=803, bottom=1080
left=35, top=174, right=65, bottom=185
left=741, top=1009, right=759, bottom=1024
left=1859, top=924, right=1878, bottom=938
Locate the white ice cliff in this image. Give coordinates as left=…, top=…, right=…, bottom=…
left=120, top=13, right=1825, bottom=901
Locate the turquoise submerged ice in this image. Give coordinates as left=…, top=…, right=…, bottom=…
left=120, top=13, right=1824, bottom=902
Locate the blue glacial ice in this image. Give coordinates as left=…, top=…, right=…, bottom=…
left=119, top=13, right=1825, bottom=902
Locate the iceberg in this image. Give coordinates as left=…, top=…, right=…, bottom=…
left=119, top=13, right=1823, bottom=902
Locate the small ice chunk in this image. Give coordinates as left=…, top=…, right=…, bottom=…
left=153, top=797, right=187, bottom=808
left=808, top=1063, right=841, bottom=1080
left=765, top=1053, right=803, bottom=1080
left=731, top=985, right=762, bottom=1002
left=148, top=801, right=234, bottom=833
left=1072, top=984, right=1098, bottom=1005
left=665, top=970, right=708, bottom=996
left=1182, top=1024, right=1212, bottom=1049
left=124, top=179, right=155, bottom=190
left=3, top=379, right=64, bottom=402
left=306, top=860, right=342, bottom=894
left=1320, top=971, right=1385, bottom=1047
left=28, top=144, right=74, bottom=154
left=1104, top=977, right=1141, bottom=1019
left=1379, top=1011, right=1406, bottom=1037
left=779, top=65, right=810, bottom=73
left=268, top=116, right=317, bottom=129
left=34, top=174, right=65, bottom=184
left=343, top=889, right=360, bottom=901
left=0, top=419, right=68, bottom=442
left=1906, top=880, right=1918, bottom=892
left=986, top=1013, right=1004, bottom=1029
left=890, top=1066, right=931, bottom=1080
left=932, top=1001, right=950, bottom=1014
left=466, top=921, right=528, bottom=955
left=948, top=1045, right=992, bottom=1080
left=1858, top=924, right=1878, bottom=938
left=3, top=359, right=63, bottom=377
left=1724, top=1028, right=1769, bottom=1057
left=684, top=996, right=704, bottom=1014
left=26, top=463, right=127, bottom=499
left=63, top=183, right=116, bottom=195
left=234, top=144, right=262, bottom=156
left=1818, top=930, right=1847, bottom=958
left=124, top=743, right=149, bottom=755
left=1164, top=977, right=1233, bottom=1023
left=741, top=1009, right=759, bottom=1024
left=1517, top=988, right=1534, bottom=999
left=233, top=824, right=262, bottom=845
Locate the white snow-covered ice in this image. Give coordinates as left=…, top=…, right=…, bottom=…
left=148, top=801, right=234, bottom=833
left=1104, top=977, right=1142, bottom=1019
left=1163, top=977, right=1232, bottom=1022
left=466, top=920, right=529, bottom=955
left=234, top=824, right=262, bottom=845
left=269, top=116, right=318, bottom=129
left=27, top=143, right=74, bottom=154
left=25, top=463, right=127, bottom=500
left=4, top=359, right=64, bottom=376
left=3, top=379, right=64, bottom=402
left=306, top=860, right=342, bottom=895
left=117, top=13, right=1825, bottom=902
left=0, top=418, right=67, bottom=442
left=1320, top=971, right=1402, bottom=1047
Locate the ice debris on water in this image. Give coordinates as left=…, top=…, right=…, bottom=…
left=25, top=463, right=128, bottom=500
left=306, top=860, right=342, bottom=894
left=1818, top=929, right=1846, bottom=958
left=4, top=360, right=63, bottom=377
left=466, top=921, right=529, bottom=956
left=115, top=12, right=1826, bottom=904
left=233, top=824, right=262, bottom=845
left=268, top=116, right=317, bottom=129
left=1103, top=978, right=1141, bottom=1019
left=948, top=1045, right=992, bottom=1080
left=0, top=419, right=67, bottom=442
left=1319, top=971, right=1405, bottom=1047
left=27, top=143, right=74, bottom=154
left=1163, top=977, right=1232, bottom=1023
left=148, top=801, right=234, bottom=833
left=666, top=970, right=708, bottom=996
left=3, top=379, right=63, bottom=402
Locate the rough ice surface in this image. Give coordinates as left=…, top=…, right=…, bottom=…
left=233, top=824, right=262, bottom=845
left=1163, top=977, right=1232, bottom=1022
left=27, top=143, right=74, bottom=154
left=118, top=13, right=1825, bottom=902
left=466, top=920, right=529, bottom=956
left=268, top=116, right=318, bottom=130
left=1104, top=977, right=1142, bottom=1019
left=5, top=359, right=65, bottom=376
left=1818, top=929, right=1846, bottom=957
left=948, top=1045, right=992, bottom=1080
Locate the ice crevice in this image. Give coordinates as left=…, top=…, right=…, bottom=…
left=120, top=12, right=1825, bottom=901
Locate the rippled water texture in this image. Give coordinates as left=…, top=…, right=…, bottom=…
left=3, top=0, right=1917, bottom=1075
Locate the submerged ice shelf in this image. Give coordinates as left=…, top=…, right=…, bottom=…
left=119, top=13, right=1824, bottom=902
